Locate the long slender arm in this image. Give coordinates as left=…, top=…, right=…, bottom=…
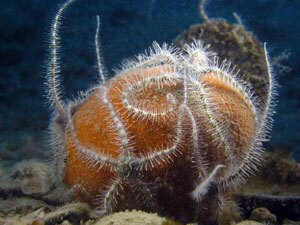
left=95, top=15, right=107, bottom=83
left=47, top=0, right=77, bottom=118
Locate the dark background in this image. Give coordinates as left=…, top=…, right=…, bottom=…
left=0, top=0, right=299, bottom=165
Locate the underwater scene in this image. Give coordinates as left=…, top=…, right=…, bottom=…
left=0, top=0, right=299, bottom=224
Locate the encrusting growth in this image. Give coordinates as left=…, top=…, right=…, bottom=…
left=46, top=0, right=276, bottom=223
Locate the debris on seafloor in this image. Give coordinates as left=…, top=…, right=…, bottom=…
left=0, top=160, right=180, bottom=225
left=93, top=210, right=181, bottom=225
left=249, top=208, right=277, bottom=225
left=261, top=148, right=300, bottom=185
left=0, top=160, right=72, bottom=205
left=234, top=221, right=264, bottom=225
left=282, top=219, right=300, bottom=225
left=234, top=149, right=300, bottom=224
left=0, top=160, right=85, bottom=225
left=0, top=149, right=299, bottom=225
left=0, top=202, right=92, bottom=225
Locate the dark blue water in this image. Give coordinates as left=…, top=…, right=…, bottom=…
left=0, top=0, right=299, bottom=164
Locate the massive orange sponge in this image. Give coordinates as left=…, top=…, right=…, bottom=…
left=46, top=0, right=275, bottom=223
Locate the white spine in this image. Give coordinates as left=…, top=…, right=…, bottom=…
left=47, top=0, right=77, bottom=118
left=102, top=87, right=132, bottom=158
left=191, top=164, right=225, bottom=202
left=95, top=15, right=106, bottom=83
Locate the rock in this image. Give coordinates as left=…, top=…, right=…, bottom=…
left=0, top=160, right=76, bottom=222
left=0, top=197, right=51, bottom=215
left=261, top=149, right=300, bottom=184
left=282, top=219, right=300, bottom=225
left=234, top=150, right=300, bottom=223
left=61, top=221, right=72, bottom=225
left=0, top=160, right=53, bottom=197
left=236, top=194, right=300, bottom=224
left=42, top=185, right=74, bottom=206
left=0, top=203, right=92, bottom=225
left=0, top=207, right=46, bottom=225
left=249, top=208, right=276, bottom=224
left=94, top=210, right=181, bottom=225
left=235, top=220, right=264, bottom=225
left=42, top=203, right=91, bottom=225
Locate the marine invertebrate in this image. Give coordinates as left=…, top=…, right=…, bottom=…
left=46, top=0, right=275, bottom=223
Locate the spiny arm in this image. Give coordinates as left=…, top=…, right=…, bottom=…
left=47, top=0, right=77, bottom=118
left=95, top=15, right=107, bottom=83
left=200, top=0, right=209, bottom=21
left=260, top=43, right=276, bottom=135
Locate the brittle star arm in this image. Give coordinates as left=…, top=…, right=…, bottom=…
left=95, top=15, right=107, bottom=83
left=47, top=0, right=77, bottom=118
left=96, top=177, right=123, bottom=215
left=117, top=42, right=179, bottom=75
left=200, top=0, right=209, bottom=21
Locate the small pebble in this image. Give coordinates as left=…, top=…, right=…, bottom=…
left=249, top=207, right=276, bottom=224
left=235, top=220, right=264, bottom=225
left=282, top=219, right=300, bottom=225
